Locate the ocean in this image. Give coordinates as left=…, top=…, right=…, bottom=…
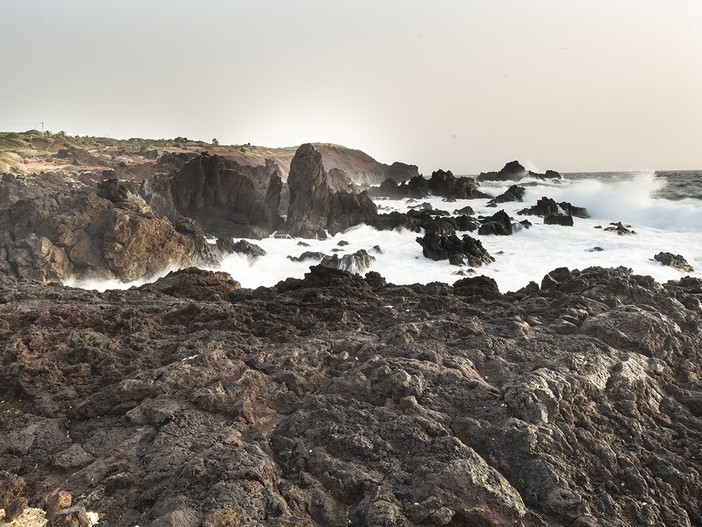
left=71, top=170, right=702, bottom=293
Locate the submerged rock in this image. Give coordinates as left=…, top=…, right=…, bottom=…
left=605, top=221, right=637, bottom=235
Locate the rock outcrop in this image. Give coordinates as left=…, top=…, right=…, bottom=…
left=416, top=232, right=495, bottom=266
left=487, top=184, right=526, bottom=206
left=654, top=251, right=694, bottom=272
left=1, top=265, right=700, bottom=526
left=0, top=180, right=214, bottom=284
left=143, top=153, right=284, bottom=238
left=286, top=144, right=377, bottom=238
left=370, top=171, right=488, bottom=200
left=477, top=161, right=562, bottom=182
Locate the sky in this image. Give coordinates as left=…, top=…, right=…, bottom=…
left=1, top=0, right=701, bottom=174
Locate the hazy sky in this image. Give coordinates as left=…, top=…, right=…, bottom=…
left=2, top=1, right=701, bottom=173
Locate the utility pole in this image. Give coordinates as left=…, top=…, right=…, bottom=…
left=41, top=122, right=44, bottom=134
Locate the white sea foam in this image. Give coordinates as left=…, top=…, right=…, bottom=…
left=65, top=173, right=702, bottom=293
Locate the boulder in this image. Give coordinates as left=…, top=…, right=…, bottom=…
left=544, top=214, right=574, bottom=226
left=416, top=232, right=495, bottom=266
left=216, top=239, right=267, bottom=259
left=654, top=252, right=694, bottom=272
left=321, top=249, right=376, bottom=273
left=428, top=169, right=488, bottom=199
left=478, top=210, right=513, bottom=235
left=604, top=222, right=637, bottom=235
left=518, top=196, right=588, bottom=218
left=487, top=184, right=526, bottom=206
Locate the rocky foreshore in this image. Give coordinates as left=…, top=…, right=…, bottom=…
left=1, top=264, right=701, bottom=526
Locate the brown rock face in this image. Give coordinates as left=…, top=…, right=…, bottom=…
left=147, top=153, right=284, bottom=238
left=0, top=266, right=701, bottom=526
left=0, top=181, right=211, bottom=284
left=286, top=144, right=377, bottom=238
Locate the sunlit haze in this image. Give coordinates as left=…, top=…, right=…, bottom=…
left=2, top=0, right=701, bottom=173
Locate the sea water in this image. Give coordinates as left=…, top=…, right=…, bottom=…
left=71, top=171, right=702, bottom=293
left=216, top=170, right=702, bottom=293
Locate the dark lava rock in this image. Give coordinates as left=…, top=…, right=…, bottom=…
left=1, top=266, right=701, bottom=526
left=0, top=185, right=211, bottom=284
left=147, top=152, right=283, bottom=238
left=478, top=210, right=514, bottom=235
left=321, top=249, right=376, bottom=273
left=454, top=205, right=475, bottom=216
left=654, top=252, right=694, bottom=272
left=518, top=196, right=589, bottom=218
left=428, top=169, right=489, bottom=199
left=370, top=210, right=478, bottom=235
left=605, top=222, right=637, bottom=235
left=4, top=496, right=28, bottom=522
left=476, top=160, right=527, bottom=182
left=416, top=232, right=495, bottom=266
left=544, top=214, right=574, bottom=226
left=0, top=471, right=25, bottom=510
left=287, top=251, right=329, bottom=263
left=487, top=184, right=526, bottom=206
left=47, top=505, right=91, bottom=527
left=452, top=275, right=501, bottom=299
left=286, top=144, right=377, bottom=238
left=140, top=267, right=240, bottom=301
left=370, top=171, right=488, bottom=200
left=216, top=239, right=267, bottom=259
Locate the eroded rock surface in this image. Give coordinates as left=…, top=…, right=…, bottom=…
left=0, top=266, right=701, bottom=526
left=0, top=181, right=214, bottom=284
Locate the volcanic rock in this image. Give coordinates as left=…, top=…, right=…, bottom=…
left=370, top=210, right=478, bottom=235
left=476, top=160, right=528, bottom=182
left=487, top=184, right=526, bottom=206
left=428, top=169, right=489, bottom=199
left=544, top=214, right=574, bottom=226
left=286, top=144, right=377, bottom=238
left=416, top=232, right=495, bottom=266
left=321, top=249, right=376, bottom=273
left=478, top=210, right=514, bottom=235
left=654, top=252, right=694, bottom=272
left=1, top=265, right=701, bottom=526
left=146, top=153, right=283, bottom=238
left=216, top=239, right=267, bottom=259
left=0, top=185, right=212, bottom=284
left=518, top=196, right=589, bottom=218
left=605, top=222, right=637, bottom=235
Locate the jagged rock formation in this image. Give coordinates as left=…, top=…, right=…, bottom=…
left=286, top=144, right=377, bottom=238
left=518, top=196, right=588, bottom=226
left=370, top=170, right=488, bottom=200
left=143, top=153, right=284, bottom=238
left=478, top=209, right=514, bottom=235
left=370, top=210, right=478, bottom=235
left=605, top=221, right=637, bottom=235
left=654, top=251, right=694, bottom=272
left=476, top=160, right=528, bottom=182
left=416, top=232, right=495, bottom=266
left=0, top=180, right=214, bottom=284
left=1, top=265, right=700, bottom=526
left=487, top=184, right=526, bottom=206
left=477, top=161, right=563, bottom=183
